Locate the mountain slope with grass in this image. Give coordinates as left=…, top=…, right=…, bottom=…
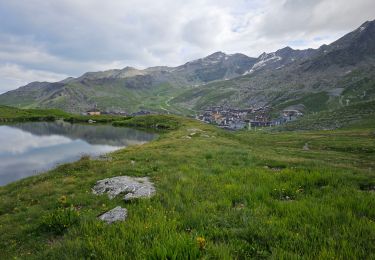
left=0, top=112, right=374, bottom=259
left=1, top=20, right=374, bottom=116
left=276, top=99, right=375, bottom=131
left=172, top=20, right=375, bottom=114
left=0, top=52, right=257, bottom=114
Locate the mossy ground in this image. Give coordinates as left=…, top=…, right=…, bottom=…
left=0, top=112, right=374, bottom=259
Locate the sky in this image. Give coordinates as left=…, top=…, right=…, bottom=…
left=0, top=0, right=374, bottom=93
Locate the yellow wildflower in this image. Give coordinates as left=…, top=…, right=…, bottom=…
left=197, top=236, right=206, bottom=250
left=58, top=195, right=67, bottom=204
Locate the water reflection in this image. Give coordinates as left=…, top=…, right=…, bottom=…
left=0, top=122, right=157, bottom=185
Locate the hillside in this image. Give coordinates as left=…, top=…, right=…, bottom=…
left=0, top=112, right=374, bottom=258
left=276, top=99, right=375, bottom=131
left=0, top=105, right=69, bottom=122
left=0, top=52, right=257, bottom=114
left=1, top=20, right=374, bottom=116
left=172, top=20, right=375, bottom=113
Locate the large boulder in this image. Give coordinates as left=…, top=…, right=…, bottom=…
left=92, top=176, right=156, bottom=201
left=98, top=206, right=128, bottom=224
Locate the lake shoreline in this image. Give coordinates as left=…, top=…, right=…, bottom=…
left=0, top=106, right=374, bottom=259
left=0, top=121, right=157, bottom=185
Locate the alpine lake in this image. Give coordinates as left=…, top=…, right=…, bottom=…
left=0, top=121, right=157, bottom=185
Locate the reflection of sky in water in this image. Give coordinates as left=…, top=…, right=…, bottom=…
left=0, top=123, right=156, bottom=185
left=0, top=127, right=72, bottom=154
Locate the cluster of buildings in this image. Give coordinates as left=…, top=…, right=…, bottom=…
left=85, top=104, right=304, bottom=131
left=196, top=106, right=303, bottom=130
left=197, top=106, right=250, bottom=130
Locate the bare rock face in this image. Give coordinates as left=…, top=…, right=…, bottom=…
left=92, top=176, right=156, bottom=201
left=99, top=206, right=128, bottom=224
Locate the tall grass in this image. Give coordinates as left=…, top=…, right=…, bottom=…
left=0, top=114, right=374, bottom=259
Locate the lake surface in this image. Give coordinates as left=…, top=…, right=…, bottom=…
left=0, top=121, right=157, bottom=186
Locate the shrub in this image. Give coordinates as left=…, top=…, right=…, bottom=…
left=113, top=115, right=181, bottom=130
left=40, top=206, right=80, bottom=235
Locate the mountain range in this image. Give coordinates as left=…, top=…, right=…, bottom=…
left=0, top=20, right=374, bottom=116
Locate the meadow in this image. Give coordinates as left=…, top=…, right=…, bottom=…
left=0, top=109, right=374, bottom=259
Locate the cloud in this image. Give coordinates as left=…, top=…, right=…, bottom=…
left=0, top=64, right=68, bottom=93
left=0, top=0, right=374, bottom=92
left=255, top=0, right=375, bottom=41
left=0, top=126, right=72, bottom=154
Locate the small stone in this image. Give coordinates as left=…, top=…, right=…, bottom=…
left=99, top=206, right=127, bottom=224
left=303, top=143, right=309, bottom=151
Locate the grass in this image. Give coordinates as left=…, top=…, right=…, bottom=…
left=0, top=105, right=131, bottom=124
left=0, top=105, right=70, bottom=122
left=0, top=110, right=374, bottom=259
left=113, top=114, right=181, bottom=130
left=277, top=99, right=375, bottom=131
left=0, top=81, right=190, bottom=115
left=271, top=92, right=330, bottom=114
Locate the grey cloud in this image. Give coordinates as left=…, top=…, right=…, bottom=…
left=0, top=0, right=373, bottom=92
left=0, top=64, right=68, bottom=93
left=257, top=0, right=375, bottom=38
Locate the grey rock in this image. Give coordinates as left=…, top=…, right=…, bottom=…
left=303, top=143, right=310, bottom=151
left=99, top=206, right=127, bottom=224
left=92, top=176, right=156, bottom=201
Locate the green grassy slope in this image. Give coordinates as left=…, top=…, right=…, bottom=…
left=171, top=67, right=375, bottom=116
left=278, top=99, right=375, bottom=131
left=1, top=65, right=374, bottom=118
left=0, top=105, right=132, bottom=124
left=0, top=105, right=70, bottom=122
left=0, top=114, right=374, bottom=259
left=0, top=81, right=191, bottom=115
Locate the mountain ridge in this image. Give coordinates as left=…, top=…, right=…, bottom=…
left=0, top=20, right=374, bottom=115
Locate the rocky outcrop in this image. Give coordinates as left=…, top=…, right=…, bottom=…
left=98, top=206, right=128, bottom=224
left=92, top=176, right=156, bottom=201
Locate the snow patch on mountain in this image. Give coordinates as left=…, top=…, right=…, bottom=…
left=243, top=52, right=282, bottom=75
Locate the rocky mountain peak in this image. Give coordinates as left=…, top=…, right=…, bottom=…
left=275, top=46, right=294, bottom=55
left=205, top=51, right=227, bottom=59
left=358, top=19, right=375, bottom=31
left=1, top=19, right=374, bottom=114
left=121, top=66, right=137, bottom=71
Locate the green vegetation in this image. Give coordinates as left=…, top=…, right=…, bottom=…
left=171, top=80, right=239, bottom=111
left=40, top=206, right=80, bottom=236
left=113, top=114, right=181, bottom=130
left=278, top=99, right=375, bottom=131
left=0, top=82, right=191, bottom=115
left=0, top=105, right=69, bottom=122
left=339, top=69, right=375, bottom=104
left=0, top=105, right=131, bottom=124
left=271, top=92, right=330, bottom=113
left=0, top=110, right=374, bottom=259
left=64, top=114, right=131, bottom=124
